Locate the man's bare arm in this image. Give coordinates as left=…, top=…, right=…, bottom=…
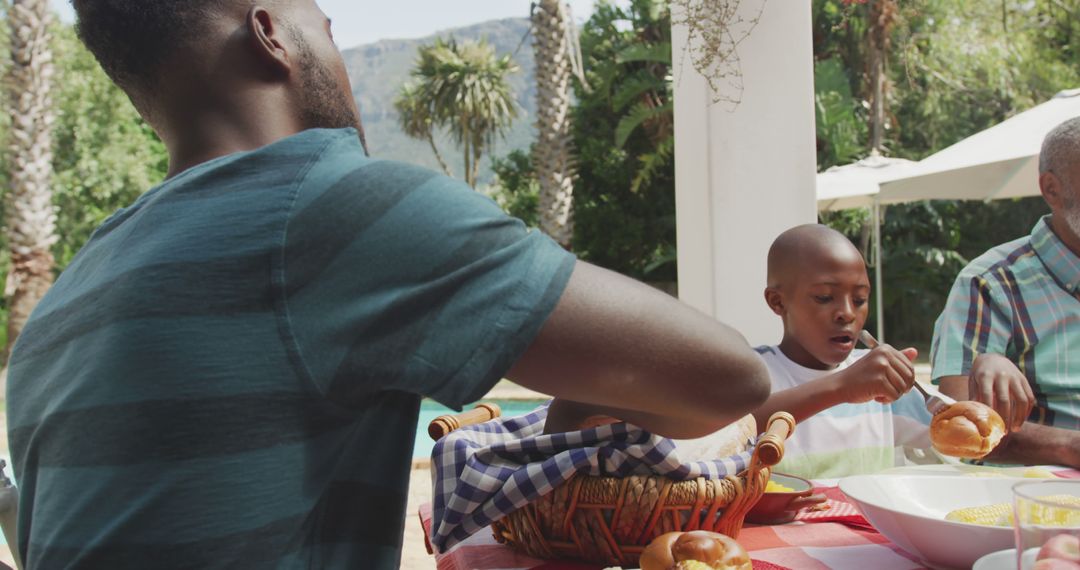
left=508, top=261, right=771, bottom=439
left=940, top=375, right=1080, bottom=467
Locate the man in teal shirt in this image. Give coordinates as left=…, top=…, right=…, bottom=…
left=932, top=116, right=1080, bottom=468
left=6, top=1, right=771, bottom=568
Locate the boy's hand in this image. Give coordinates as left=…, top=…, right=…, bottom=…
left=833, top=345, right=918, bottom=404
left=966, top=353, right=1035, bottom=432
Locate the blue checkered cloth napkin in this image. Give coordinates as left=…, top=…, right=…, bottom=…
left=428, top=402, right=755, bottom=553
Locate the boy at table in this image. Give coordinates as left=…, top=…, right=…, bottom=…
left=547, top=225, right=933, bottom=479
left=743, top=224, right=934, bottom=479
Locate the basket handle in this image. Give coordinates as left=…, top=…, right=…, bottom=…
left=428, top=402, right=502, bottom=441
left=755, top=411, right=795, bottom=466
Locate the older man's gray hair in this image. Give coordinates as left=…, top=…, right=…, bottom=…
left=1040, top=117, right=1080, bottom=183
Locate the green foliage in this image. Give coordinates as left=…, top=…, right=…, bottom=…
left=614, top=100, right=672, bottom=149
left=50, top=25, right=167, bottom=267
left=813, top=0, right=1073, bottom=345
left=488, top=149, right=539, bottom=227
left=888, top=2, right=1078, bottom=159
left=0, top=14, right=165, bottom=330
left=814, top=58, right=866, bottom=169
left=570, top=0, right=677, bottom=281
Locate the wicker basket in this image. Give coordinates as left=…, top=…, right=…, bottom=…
left=429, top=405, right=795, bottom=568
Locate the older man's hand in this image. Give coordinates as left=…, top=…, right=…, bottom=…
left=967, top=353, right=1036, bottom=432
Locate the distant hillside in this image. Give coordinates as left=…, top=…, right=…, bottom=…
left=342, top=18, right=536, bottom=185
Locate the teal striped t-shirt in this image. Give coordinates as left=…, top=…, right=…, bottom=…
left=6, top=128, right=575, bottom=569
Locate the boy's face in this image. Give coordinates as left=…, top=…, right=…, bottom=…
left=767, top=248, right=870, bottom=370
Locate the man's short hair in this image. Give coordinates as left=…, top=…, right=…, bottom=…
left=1040, top=116, right=1080, bottom=183
left=71, top=1, right=225, bottom=95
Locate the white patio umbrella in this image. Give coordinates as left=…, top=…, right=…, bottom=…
left=816, top=153, right=917, bottom=341
left=878, top=88, right=1080, bottom=203
left=817, top=153, right=917, bottom=211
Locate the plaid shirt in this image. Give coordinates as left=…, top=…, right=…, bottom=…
left=931, top=215, right=1080, bottom=428
left=428, top=403, right=753, bottom=553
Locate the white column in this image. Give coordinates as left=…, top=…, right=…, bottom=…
left=673, top=2, right=817, bottom=346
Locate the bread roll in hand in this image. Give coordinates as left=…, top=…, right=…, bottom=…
left=930, top=400, right=1006, bottom=459
left=639, top=530, right=752, bottom=570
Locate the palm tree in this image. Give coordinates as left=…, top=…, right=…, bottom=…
left=5, top=0, right=58, bottom=361
left=401, top=38, right=519, bottom=188
left=395, top=82, right=453, bottom=177
left=531, top=0, right=579, bottom=249
left=866, top=0, right=898, bottom=154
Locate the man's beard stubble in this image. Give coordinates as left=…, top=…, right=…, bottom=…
left=291, top=30, right=369, bottom=155
left=1063, top=188, right=1080, bottom=240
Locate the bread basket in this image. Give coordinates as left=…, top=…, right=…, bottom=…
left=429, top=404, right=795, bottom=568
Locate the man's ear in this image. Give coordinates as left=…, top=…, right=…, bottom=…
left=1040, top=170, right=1065, bottom=210
left=764, top=287, right=785, bottom=316
left=247, top=6, right=291, bottom=78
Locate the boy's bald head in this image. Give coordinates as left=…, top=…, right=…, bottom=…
left=767, top=224, right=864, bottom=290
left=764, top=224, right=870, bottom=369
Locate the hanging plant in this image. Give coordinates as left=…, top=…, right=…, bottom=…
left=669, top=0, right=767, bottom=107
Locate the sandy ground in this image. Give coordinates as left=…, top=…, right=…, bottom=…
left=0, top=409, right=13, bottom=570
left=402, top=466, right=437, bottom=570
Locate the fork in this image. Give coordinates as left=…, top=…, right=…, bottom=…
left=857, top=330, right=955, bottom=414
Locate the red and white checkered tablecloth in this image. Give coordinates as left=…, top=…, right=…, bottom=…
left=419, top=468, right=1080, bottom=570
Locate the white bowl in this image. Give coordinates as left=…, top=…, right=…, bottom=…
left=839, top=474, right=1022, bottom=569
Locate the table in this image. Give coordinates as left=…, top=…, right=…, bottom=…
left=419, top=466, right=1080, bottom=570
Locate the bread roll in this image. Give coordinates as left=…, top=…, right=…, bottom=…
left=674, top=414, right=756, bottom=461
left=639, top=530, right=752, bottom=570
left=930, top=401, right=1006, bottom=459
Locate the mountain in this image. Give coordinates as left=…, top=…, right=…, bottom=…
left=342, top=18, right=537, bottom=185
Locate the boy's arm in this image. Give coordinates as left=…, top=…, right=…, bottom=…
left=508, top=261, right=772, bottom=440
left=750, top=376, right=846, bottom=433
left=751, top=345, right=918, bottom=433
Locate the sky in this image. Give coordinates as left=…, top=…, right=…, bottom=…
left=48, top=1, right=628, bottom=51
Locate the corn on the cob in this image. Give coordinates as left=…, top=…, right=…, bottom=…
left=945, top=503, right=1013, bottom=526
left=946, top=495, right=1080, bottom=527
left=1018, top=495, right=1080, bottom=527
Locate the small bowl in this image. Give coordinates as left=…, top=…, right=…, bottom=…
left=746, top=472, right=826, bottom=525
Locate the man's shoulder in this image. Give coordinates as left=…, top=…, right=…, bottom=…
left=956, top=234, right=1036, bottom=281
left=275, top=129, right=450, bottom=191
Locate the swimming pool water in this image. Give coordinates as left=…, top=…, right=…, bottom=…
left=414, top=399, right=547, bottom=459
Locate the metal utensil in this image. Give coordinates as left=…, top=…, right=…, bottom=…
left=857, top=330, right=956, bottom=414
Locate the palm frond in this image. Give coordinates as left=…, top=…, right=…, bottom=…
left=615, top=100, right=673, bottom=148
left=615, top=41, right=672, bottom=65
left=631, top=135, right=674, bottom=193
left=611, top=69, right=667, bottom=111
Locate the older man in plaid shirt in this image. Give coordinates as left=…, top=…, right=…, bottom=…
left=932, top=116, right=1080, bottom=468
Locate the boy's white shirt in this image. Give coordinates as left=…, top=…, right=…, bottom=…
left=675, top=346, right=933, bottom=481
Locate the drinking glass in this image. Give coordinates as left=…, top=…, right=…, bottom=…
left=1013, top=480, right=1080, bottom=570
